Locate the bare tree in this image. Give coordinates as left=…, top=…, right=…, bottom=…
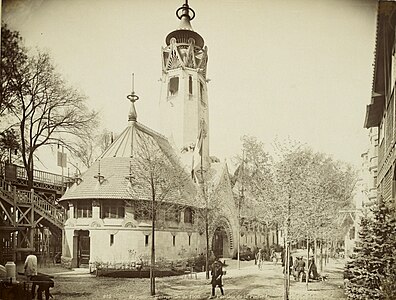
left=71, top=129, right=116, bottom=170
left=129, top=128, right=193, bottom=296
left=6, top=50, right=97, bottom=187
left=193, top=168, right=225, bottom=279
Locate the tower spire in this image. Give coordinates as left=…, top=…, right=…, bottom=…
left=166, top=1, right=204, bottom=48
left=127, top=73, right=139, bottom=122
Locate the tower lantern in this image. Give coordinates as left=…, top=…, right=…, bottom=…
left=160, top=0, right=209, bottom=169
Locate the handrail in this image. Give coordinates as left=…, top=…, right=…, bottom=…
left=0, top=179, right=66, bottom=228
left=0, top=161, right=72, bottom=187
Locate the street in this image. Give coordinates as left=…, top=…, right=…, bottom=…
left=42, top=259, right=346, bottom=300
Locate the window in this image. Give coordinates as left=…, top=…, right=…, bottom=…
left=184, top=208, right=193, bottom=224
left=188, top=235, right=191, bottom=246
left=379, top=116, right=385, bottom=145
left=349, top=227, right=355, bottom=240
left=135, top=203, right=152, bottom=220
left=101, top=201, right=125, bottom=219
left=172, top=235, right=176, bottom=247
left=168, top=77, right=179, bottom=96
left=188, top=76, right=193, bottom=94
left=145, top=235, right=149, bottom=247
left=75, top=201, right=92, bottom=218
left=165, top=209, right=180, bottom=223
left=110, top=234, right=114, bottom=246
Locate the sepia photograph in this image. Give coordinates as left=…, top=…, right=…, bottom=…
left=0, top=0, right=395, bottom=299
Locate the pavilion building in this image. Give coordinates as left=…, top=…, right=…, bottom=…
left=59, top=1, right=249, bottom=268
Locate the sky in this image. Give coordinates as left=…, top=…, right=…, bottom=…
left=2, top=0, right=378, bottom=173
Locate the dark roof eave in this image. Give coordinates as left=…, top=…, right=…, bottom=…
left=364, top=95, right=385, bottom=128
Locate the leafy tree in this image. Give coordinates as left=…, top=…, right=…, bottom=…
left=344, top=203, right=396, bottom=300
left=1, top=22, right=27, bottom=116
left=0, top=128, right=19, bottom=162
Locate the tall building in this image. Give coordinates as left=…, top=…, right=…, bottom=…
left=364, top=1, right=396, bottom=209
left=159, top=1, right=210, bottom=169
left=59, top=1, right=274, bottom=268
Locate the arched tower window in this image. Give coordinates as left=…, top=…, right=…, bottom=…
left=168, top=77, right=179, bottom=96
left=188, top=76, right=193, bottom=94
left=184, top=207, right=193, bottom=224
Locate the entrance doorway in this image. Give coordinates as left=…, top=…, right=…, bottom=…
left=212, top=226, right=228, bottom=258
left=75, top=230, right=90, bottom=267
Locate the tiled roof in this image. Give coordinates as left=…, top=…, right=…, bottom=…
left=60, top=121, right=197, bottom=207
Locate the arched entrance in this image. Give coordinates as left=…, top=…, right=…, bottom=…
left=212, top=220, right=233, bottom=257
left=212, top=227, right=226, bottom=258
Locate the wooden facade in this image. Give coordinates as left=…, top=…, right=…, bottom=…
left=364, top=2, right=396, bottom=208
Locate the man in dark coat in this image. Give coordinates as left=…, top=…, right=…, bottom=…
left=294, top=257, right=306, bottom=282
left=210, top=257, right=224, bottom=298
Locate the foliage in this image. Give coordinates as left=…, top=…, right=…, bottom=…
left=0, top=22, right=27, bottom=116
left=344, top=203, right=396, bottom=300
left=0, top=128, right=19, bottom=162
left=237, top=136, right=357, bottom=245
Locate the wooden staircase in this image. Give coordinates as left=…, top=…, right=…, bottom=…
left=0, top=180, right=65, bottom=230
left=0, top=179, right=66, bottom=262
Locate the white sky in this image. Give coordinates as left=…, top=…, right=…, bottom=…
left=2, top=0, right=378, bottom=173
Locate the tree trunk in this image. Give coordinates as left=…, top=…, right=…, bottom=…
left=150, top=184, right=156, bottom=296
left=205, top=209, right=210, bottom=280
left=306, top=236, right=310, bottom=291
left=314, top=237, right=317, bottom=266
left=324, top=240, right=328, bottom=266
left=266, top=227, right=270, bottom=260
left=26, top=154, right=34, bottom=189
left=320, top=239, right=323, bottom=272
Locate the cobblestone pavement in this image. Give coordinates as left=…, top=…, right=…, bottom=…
left=38, top=259, right=346, bottom=300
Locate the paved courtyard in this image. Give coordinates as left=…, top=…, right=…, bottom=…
left=35, top=259, right=346, bottom=300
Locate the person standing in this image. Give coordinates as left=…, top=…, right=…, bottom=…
left=256, top=249, right=263, bottom=270
left=24, top=253, right=38, bottom=298
left=210, top=257, right=224, bottom=298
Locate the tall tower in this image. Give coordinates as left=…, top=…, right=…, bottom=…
left=159, top=1, right=209, bottom=168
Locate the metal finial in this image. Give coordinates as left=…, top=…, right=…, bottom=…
left=127, top=73, right=140, bottom=122
left=176, top=0, right=195, bottom=20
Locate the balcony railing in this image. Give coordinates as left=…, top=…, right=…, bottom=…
left=0, top=161, right=71, bottom=189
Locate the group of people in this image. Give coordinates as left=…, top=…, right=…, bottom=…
left=282, top=255, right=320, bottom=282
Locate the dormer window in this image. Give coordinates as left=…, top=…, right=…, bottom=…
left=168, top=77, right=179, bottom=96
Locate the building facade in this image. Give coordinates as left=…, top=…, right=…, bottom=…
left=59, top=1, right=275, bottom=268
left=364, top=1, right=396, bottom=210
